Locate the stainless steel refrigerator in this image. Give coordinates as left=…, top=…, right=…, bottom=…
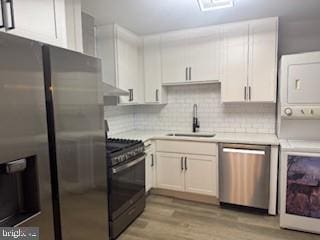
left=0, top=32, right=108, bottom=239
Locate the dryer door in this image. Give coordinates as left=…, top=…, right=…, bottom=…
left=288, top=62, right=320, bottom=104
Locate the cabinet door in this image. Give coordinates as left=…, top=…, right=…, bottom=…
left=248, top=18, right=278, bottom=102
left=185, top=155, right=217, bottom=196
left=156, top=153, right=185, bottom=192
left=96, top=25, right=117, bottom=87
left=187, top=27, right=220, bottom=82
left=117, top=26, right=143, bottom=104
left=8, top=0, right=66, bottom=47
left=161, top=33, right=188, bottom=84
left=144, top=35, right=162, bottom=103
left=0, top=1, right=4, bottom=32
left=221, top=23, right=249, bottom=102
left=145, top=149, right=155, bottom=192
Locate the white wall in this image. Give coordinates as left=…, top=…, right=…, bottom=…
left=279, top=17, right=320, bottom=55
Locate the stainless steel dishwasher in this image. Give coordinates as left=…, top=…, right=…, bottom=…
left=219, top=143, right=271, bottom=209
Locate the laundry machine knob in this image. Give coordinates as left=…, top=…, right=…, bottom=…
left=284, top=108, right=293, bottom=117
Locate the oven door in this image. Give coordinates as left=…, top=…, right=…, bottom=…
left=109, top=154, right=145, bottom=221
left=280, top=151, right=320, bottom=234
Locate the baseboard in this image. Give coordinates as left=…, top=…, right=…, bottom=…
left=150, top=188, right=219, bottom=206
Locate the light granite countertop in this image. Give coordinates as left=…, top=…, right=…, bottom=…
left=110, top=130, right=279, bottom=146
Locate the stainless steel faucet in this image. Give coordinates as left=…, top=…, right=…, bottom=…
left=193, top=104, right=200, bottom=133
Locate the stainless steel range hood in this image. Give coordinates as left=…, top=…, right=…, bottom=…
left=102, top=83, right=128, bottom=106
left=102, top=82, right=129, bottom=97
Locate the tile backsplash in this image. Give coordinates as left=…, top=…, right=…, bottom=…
left=105, top=84, right=276, bottom=135
left=104, top=105, right=135, bottom=135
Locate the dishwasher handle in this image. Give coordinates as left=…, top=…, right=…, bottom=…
left=222, top=148, right=266, bottom=155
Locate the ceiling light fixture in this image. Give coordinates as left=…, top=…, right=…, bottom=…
left=197, top=0, right=235, bottom=11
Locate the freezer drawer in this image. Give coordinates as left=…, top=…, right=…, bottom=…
left=219, top=144, right=271, bottom=209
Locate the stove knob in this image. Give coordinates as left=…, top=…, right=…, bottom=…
left=284, top=107, right=293, bottom=117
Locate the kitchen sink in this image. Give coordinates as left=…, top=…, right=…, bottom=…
left=166, top=133, right=216, bottom=138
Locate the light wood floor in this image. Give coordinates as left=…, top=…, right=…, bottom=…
left=118, top=194, right=320, bottom=240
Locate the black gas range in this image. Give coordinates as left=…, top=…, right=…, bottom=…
left=107, top=138, right=145, bottom=167
left=106, top=138, right=146, bottom=240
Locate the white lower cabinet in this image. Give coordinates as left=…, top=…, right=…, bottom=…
left=145, top=147, right=156, bottom=192
left=156, top=149, right=218, bottom=197
left=156, top=153, right=185, bottom=192
left=184, top=155, right=217, bottom=196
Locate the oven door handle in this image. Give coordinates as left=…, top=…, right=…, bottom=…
left=112, top=155, right=146, bottom=174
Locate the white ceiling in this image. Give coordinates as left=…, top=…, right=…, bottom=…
left=82, top=0, right=320, bottom=35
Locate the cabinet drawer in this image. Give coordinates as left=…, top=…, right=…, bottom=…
left=156, top=140, right=217, bottom=156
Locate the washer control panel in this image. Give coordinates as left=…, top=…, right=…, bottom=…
left=281, top=106, right=320, bottom=119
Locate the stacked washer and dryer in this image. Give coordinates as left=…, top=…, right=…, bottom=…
left=278, top=52, right=320, bottom=234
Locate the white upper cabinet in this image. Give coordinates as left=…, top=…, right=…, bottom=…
left=65, top=0, right=83, bottom=52
left=143, top=35, right=167, bottom=104
left=221, top=23, right=249, bottom=102
left=248, top=18, right=278, bottom=102
left=160, top=26, right=221, bottom=85
left=161, top=32, right=188, bottom=84
left=187, top=27, right=220, bottom=83
left=96, top=25, right=117, bottom=87
left=221, top=17, right=278, bottom=103
left=96, top=24, right=144, bottom=104
left=94, top=17, right=278, bottom=105
left=116, top=25, right=144, bottom=104
left=3, top=0, right=67, bottom=47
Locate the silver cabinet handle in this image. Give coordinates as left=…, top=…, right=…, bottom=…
left=151, top=154, right=154, bottom=167
left=0, top=0, right=5, bottom=29
left=155, top=89, right=159, bottom=102
left=189, top=67, right=192, bottom=81
left=185, top=67, right=188, bottom=81
left=244, top=86, right=247, bottom=101
left=249, top=86, right=252, bottom=101
left=181, top=157, right=184, bottom=171
left=184, top=157, right=188, bottom=171
left=128, top=89, right=133, bottom=102
left=3, top=0, right=15, bottom=30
